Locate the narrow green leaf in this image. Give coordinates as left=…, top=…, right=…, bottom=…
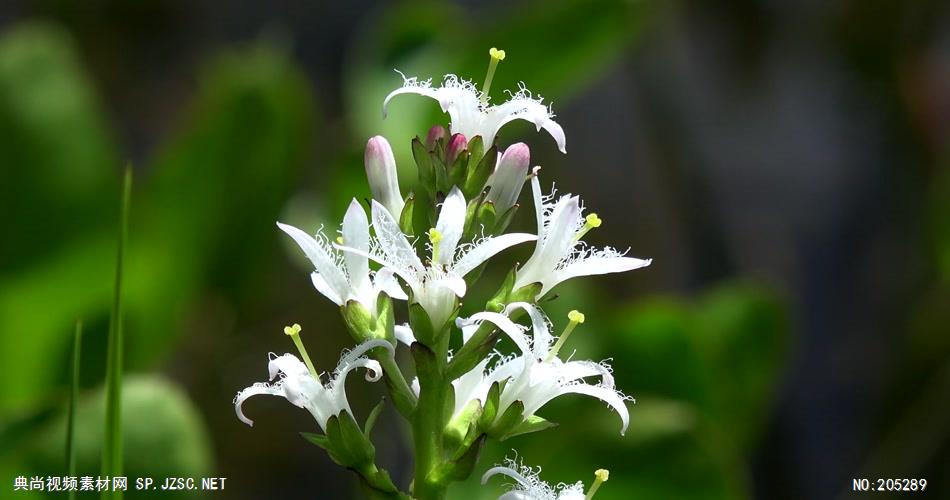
left=66, top=320, right=81, bottom=500
left=300, top=431, right=331, bottom=450
left=102, top=166, right=131, bottom=499
left=499, top=415, right=558, bottom=441
left=364, top=399, right=386, bottom=437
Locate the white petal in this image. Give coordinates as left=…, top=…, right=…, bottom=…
left=342, top=199, right=371, bottom=289
left=481, top=466, right=532, bottom=488
left=394, top=323, right=415, bottom=346
left=311, top=272, right=344, bottom=306
left=550, top=255, right=652, bottom=295
left=505, top=302, right=553, bottom=359
left=383, top=74, right=482, bottom=139
left=370, top=200, right=424, bottom=274
left=453, top=233, right=537, bottom=277
left=277, top=222, right=350, bottom=302
left=364, top=137, right=404, bottom=218
left=268, top=353, right=310, bottom=380
left=436, top=275, right=468, bottom=298
left=435, top=187, right=466, bottom=266
left=374, top=267, right=408, bottom=300
left=234, top=383, right=281, bottom=427
left=546, top=384, right=631, bottom=435
left=485, top=95, right=567, bottom=153
left=462, top=311, right=531, bottom=355
left=558, top=360, right=615, bottom=388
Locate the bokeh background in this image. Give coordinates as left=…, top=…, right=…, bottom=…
left=2, top=0, right=949, bottom=498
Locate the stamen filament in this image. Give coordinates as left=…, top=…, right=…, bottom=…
left=481, top=47, right=506, bottom=104
left=584, top=469, right=609, bottom=500
left=545, top=310, right=585, bottom=362
left=574, top=213, right=602, bottom=241
left=284, top=324, right=318, bottom=378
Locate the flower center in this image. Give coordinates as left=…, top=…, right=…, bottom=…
left=284, top=323, right=319, bottom=378
left=428, top=227, right=443, bottom=264
left=574, top=213, right=602, bottom=241
left=545, top=310, right=585, bottom=362
left=585, top=469, right=610, bottom=500
left=481, top=47, right=506, bottom=104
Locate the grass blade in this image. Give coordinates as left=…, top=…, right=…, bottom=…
left=67, top=320, right=82, bottom=500
left=102, top=166, right=131, bottom=499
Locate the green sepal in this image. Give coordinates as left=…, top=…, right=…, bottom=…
left=429, top=434, right=487, bottom=483
left=412, top=137, right=435, bottom=188
left=463, top=143, right=497, bottom=200
left=338, top=410, right=375, bottom=466
left=342, top=299, right=376, bottom=342
left=410, top=342, right=439, bottom=382
left=408, top=301, right=436, bottom=345
left=486, top=268, right=518, bottom=313
left=448, top=149, right=470, bottom=188
left=376, top=294, right=395, bottom=342
left=364, top=399, right=386, bottom=436
left=492, top=203, right=519, bottom=235
left=488, top=400, right=525, bottom=439
left=476, top=200, right=497, bottom=233
left=399, top=194, right=416, bottom=236
left=300, top=431, right=331, bottom=450
left=322, top=416, right=356, bottom=466
left=430, top=151, right=450, bottom=195
left=462, top=194, right=483, bottom=241
left=466, top=135, right=486, bottom=169
left=478, top=380, right=503, bottom=429
left=499, top=415, right=558, bottom=441
left=444, top=397, right=481, bottom=450
left=509, top=282, right=543, bottom=304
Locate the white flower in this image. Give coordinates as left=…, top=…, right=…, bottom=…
left=338, top=186, right=536, bottom=329
left=234, top=339, right=394, bottom=431
left=485, top=142, right=532, bottom=214
left=482, top=458, right=585, bottom=500
left=514, top=175, right=652, bottom=296
left=383, top=73, right=567, bottom=153
left=277, top=199, right=407, bottom=314
left=453, top=302, right=632, bottom=434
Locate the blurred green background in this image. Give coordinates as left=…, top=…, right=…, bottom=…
left=1, top=0, right=948, bottom=498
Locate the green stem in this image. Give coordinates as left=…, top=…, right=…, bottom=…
left=102, top=166, right=131, bottom=500
left=411, top=338, right=450, bottom=500
left=66, top=321, right=82, bottom=500
left=375, top=353, right=416, bottom=419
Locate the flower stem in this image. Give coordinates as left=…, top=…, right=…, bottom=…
left=411, top=337, right=451, bottom=499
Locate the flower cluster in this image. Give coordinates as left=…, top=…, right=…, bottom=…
left=234, top=48, right=650, bottom=499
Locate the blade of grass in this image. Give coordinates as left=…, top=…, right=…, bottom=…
left=67, top=320, right=82, bottom=500
left=102, top=166, right=131, bottom=499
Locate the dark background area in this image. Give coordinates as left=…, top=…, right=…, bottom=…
left=1, top=1, right=948, bottom=499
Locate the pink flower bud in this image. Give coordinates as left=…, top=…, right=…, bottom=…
left=364, top=136, right=405, bottom=217
left=425, top=125, right=447, bottom=150
left=486, top=142, right=530, bottom=212
left=445, top=133, right=468, bottom=166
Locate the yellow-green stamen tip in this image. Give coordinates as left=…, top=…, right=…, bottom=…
left=586, top=213, right=602, bottom=228
left=428, top=228, right=443, bottom=244
left=481, top=47, right=506, bottom=102
left=585, top=469, right=610, bottom=500
left=336, top=236, right=344, bottom=244
left=568, top=310, right=585, bottom=324
left=284, top=323, right=302, bottom=336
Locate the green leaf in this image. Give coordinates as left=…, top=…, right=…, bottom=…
left=462, top=144, right=497, bottom=200
left=488, top=400, right=525, bottom=439
left=408, top=301, right=436, bottom=345
left=399, top=193, right=416, bottom=236
left=338, top=411, right=375, bottom=467
left=478, top=381, right=502, bottom=430
left=300, top=432, right=331, bottom=450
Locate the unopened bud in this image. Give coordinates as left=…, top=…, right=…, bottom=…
left=485, top=143, right=530, bottom=213
left=365, top=136, right=405, bottom=218
left=425, top=125, right=447, bottom=151
left=445, top=133, right=468, bottom=166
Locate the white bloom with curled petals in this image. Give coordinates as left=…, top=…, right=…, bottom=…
left=234, top=339, right=394, bottom=431
left=482, top=458, right=585, bottom=500
left=514, top=176, right=652, bottom=296
left=277, top=199, right=407, bottom=314
left=384, top=73, right=567, bottom=153
left=452, top=302, right=632, bottom=434
left=338, top=186, right=536, bottom=329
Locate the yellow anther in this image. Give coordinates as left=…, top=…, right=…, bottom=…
left=481, top=47, right=506, bottom=102
left=283, top=323, right=317, bottom=378
left=568, top=310, right=585, bottom=324
left=429, top=228, right=443, bottom=263
left=585, top=469, right=610, bottom=500
left=283, top=323, right=302, bottom=336
left=586, top=213, right=602, bottom=228
left=545, top=310, right=585, bottom=362
left=336, top=236, right=344, bottom=244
